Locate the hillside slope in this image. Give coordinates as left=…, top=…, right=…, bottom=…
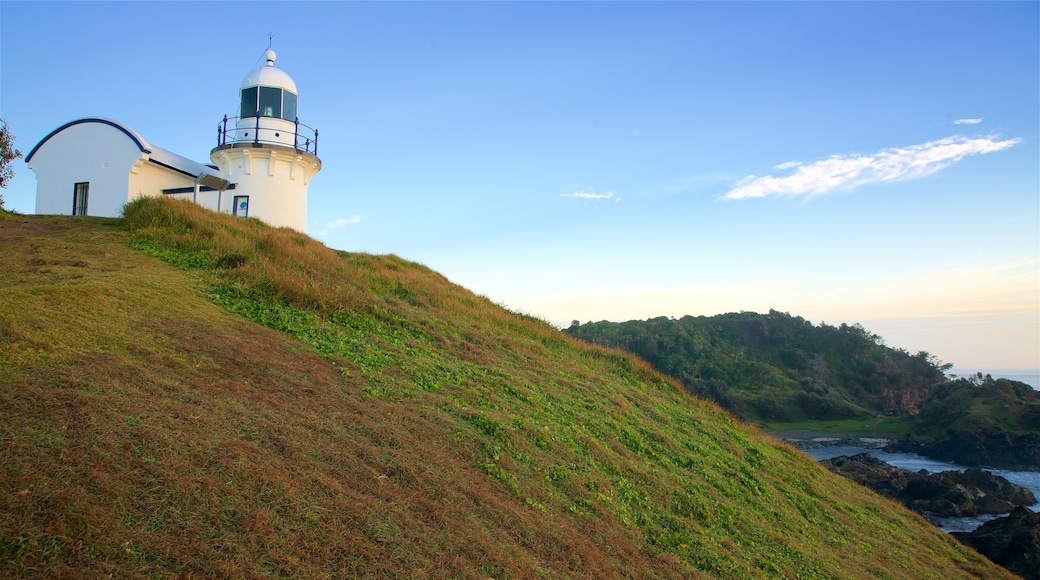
left=0, top=199, right=1011, bottom=578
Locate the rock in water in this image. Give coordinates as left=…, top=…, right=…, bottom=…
left=821, top=453, right=1036, bottom=517
left=953, top=506, right=1040, bottom=580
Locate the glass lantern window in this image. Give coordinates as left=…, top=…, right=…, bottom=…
left=240, top=86, right=297, bottom=120
left=240, top=87, right=258, bottom=118
left=259, top=86, right=282, bottom=118
left=282, top=91, right=298, bottom=122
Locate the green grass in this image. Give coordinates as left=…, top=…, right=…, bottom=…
left=0, top=198, right=1013, bottom=578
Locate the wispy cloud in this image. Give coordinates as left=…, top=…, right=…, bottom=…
left=954, top=118, right=983, bottom=125
left=561, top=191, right=617, bottom=201
left=722, top=135, right=1020, bottom=200
left=774, top=161, right=801, bottom=170
left=314, top=215, right=362, bottom=236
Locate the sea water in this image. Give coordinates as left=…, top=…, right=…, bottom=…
left=806, top=445, right=1040, bottom=533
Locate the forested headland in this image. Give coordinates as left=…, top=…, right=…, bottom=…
left=565, top=312, right=1039, bottom=442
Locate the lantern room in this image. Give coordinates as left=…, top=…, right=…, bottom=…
left=216, top=49, right=318, bottom=154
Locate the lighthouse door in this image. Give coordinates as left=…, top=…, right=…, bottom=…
left=233, top=196, right=249, bottom=218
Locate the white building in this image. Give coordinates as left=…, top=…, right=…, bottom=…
left=25, top=49, right=321, bottom=232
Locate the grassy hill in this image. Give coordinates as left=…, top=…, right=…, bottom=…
left=0, top=198, right=1012, bottom=578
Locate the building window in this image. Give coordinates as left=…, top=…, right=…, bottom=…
left=73, top=182, right=89, bottom=216
left=233, top=195, right=249, bottom=218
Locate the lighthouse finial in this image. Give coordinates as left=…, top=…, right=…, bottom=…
left=264, top=33, right=276, bottom=66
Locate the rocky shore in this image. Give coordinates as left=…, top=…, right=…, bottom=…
left=772, top=429, right=1040, bottom=472
left=770, top=431, right=892, bottom=451
left=772, top=431, right=1040, bottom=578
left=821, top=453, right=1036, bottom=518
left=885, top=431, right=1040, bottom=472
left=953, top=506, right=1040, bottom=580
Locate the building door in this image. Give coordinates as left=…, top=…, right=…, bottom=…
left=233, top=195, right=249, bottom=218
left=72, top=182, right=89, bottom=216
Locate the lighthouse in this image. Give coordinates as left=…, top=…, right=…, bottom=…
left=27, top=47, right=320, bottom=232
left=210, top=49, right=322, bottom=232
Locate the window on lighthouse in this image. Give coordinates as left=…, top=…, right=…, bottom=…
left=241, top=87, right=298, bottom=121
left=283, top=92, right=297, bottom=122
left=259, top=87, right=282, bottom=119
left=240, top=87, right=258, bottom=118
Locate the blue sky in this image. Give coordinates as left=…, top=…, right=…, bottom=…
left=2, top=1, right=1037, bottom=371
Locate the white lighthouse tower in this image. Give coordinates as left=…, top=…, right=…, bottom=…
left=210, top=49, right=321, bottom=232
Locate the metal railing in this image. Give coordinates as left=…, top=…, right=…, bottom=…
left=216, top=115, right=319, bottom=156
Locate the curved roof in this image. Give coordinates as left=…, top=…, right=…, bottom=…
left=26, top=117, right=152, bottom=163
left=26, top=116, right=224, bottom=184
left=240, top=49, right=297, bottom=94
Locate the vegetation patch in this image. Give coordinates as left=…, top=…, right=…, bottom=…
left=566, top=313, right=953, bottom=428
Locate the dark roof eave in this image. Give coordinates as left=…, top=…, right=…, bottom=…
left=26, top=117, right=151, bottom=163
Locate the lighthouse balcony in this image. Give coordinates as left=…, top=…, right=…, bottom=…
left=216, top=115, right=319, bottom=156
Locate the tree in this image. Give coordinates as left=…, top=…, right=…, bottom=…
left=0, top=118, right=24, bottom=210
